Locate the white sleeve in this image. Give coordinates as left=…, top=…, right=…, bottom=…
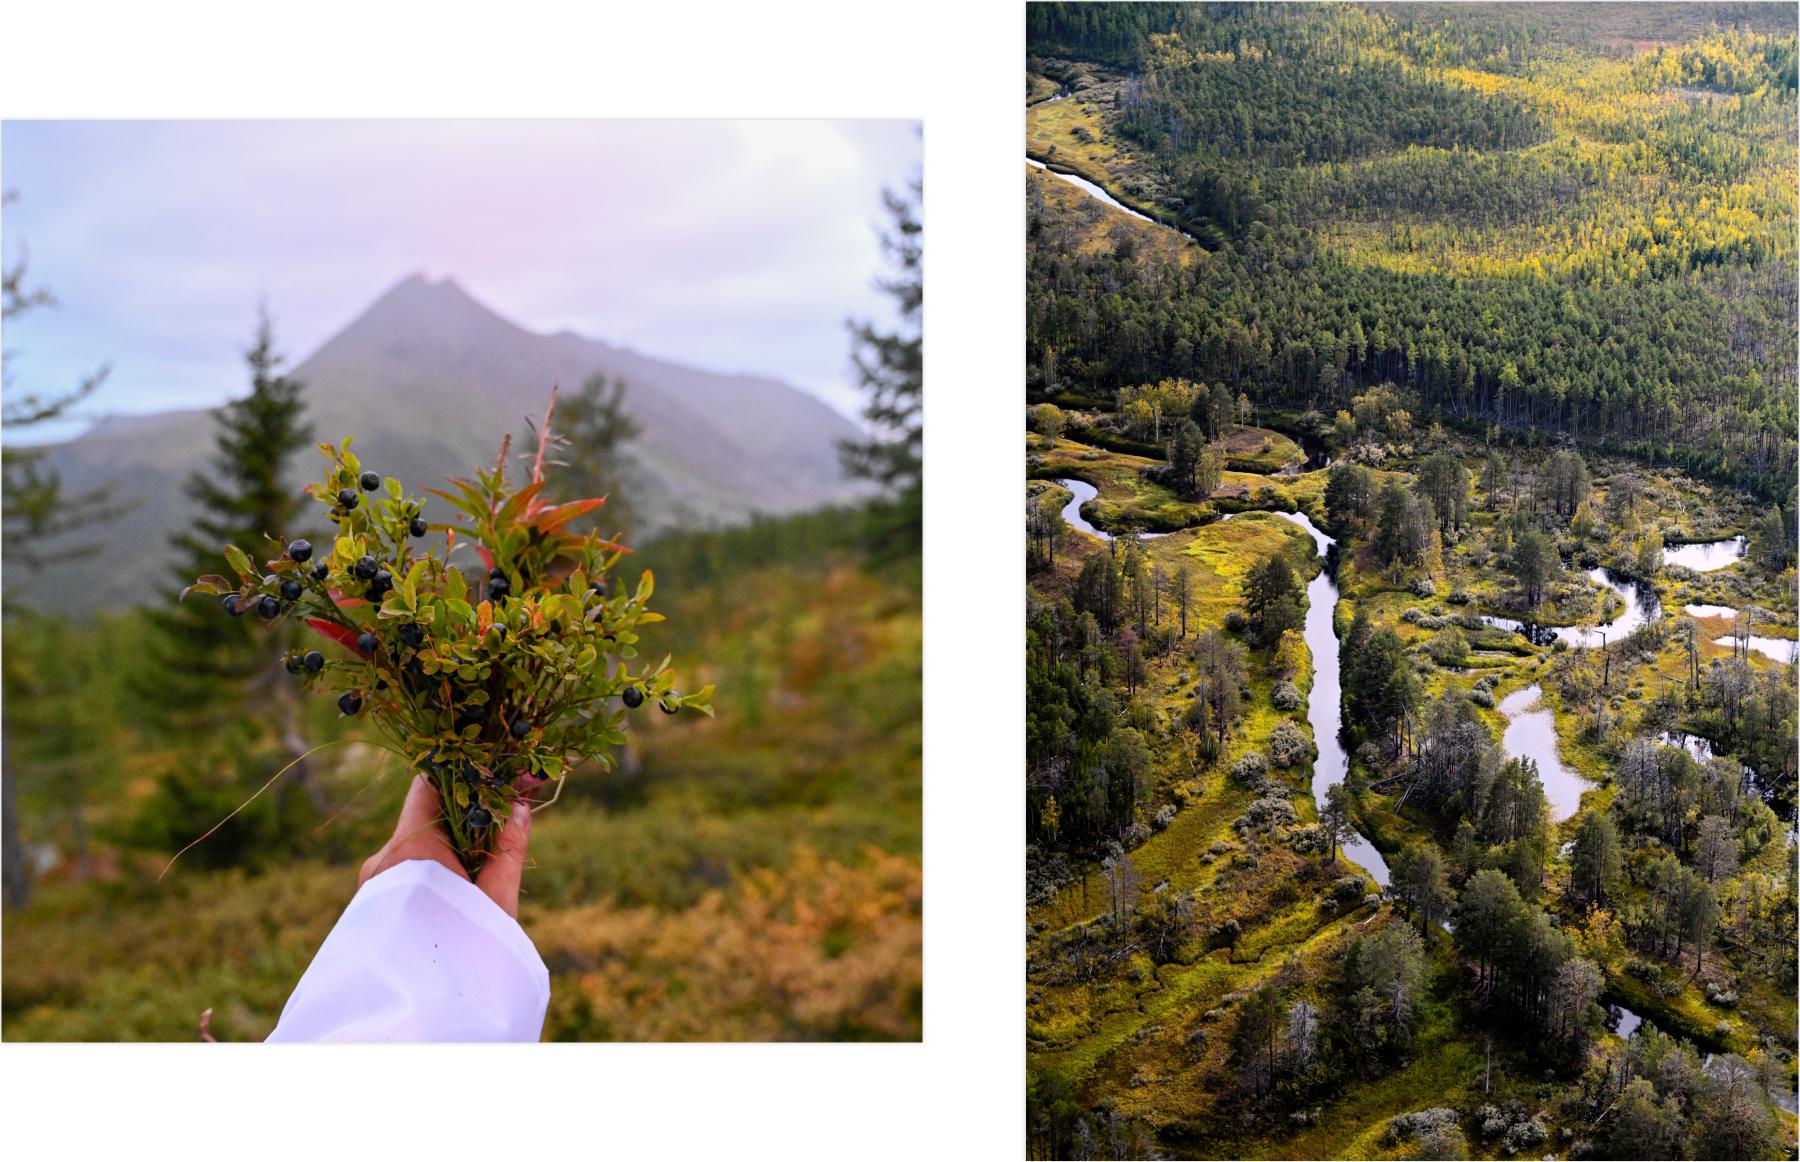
left=265, top=859, right=549, bottom=1043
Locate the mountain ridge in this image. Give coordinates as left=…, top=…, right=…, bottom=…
left=8, top=274, right=864, bottom=614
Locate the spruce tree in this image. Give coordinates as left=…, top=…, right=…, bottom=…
left=143, top=311, right=312, bottom=735
left=548, top=372, right=642, bottom=536
left=838, top=174, right=922, bottom=553
left=2, top=196, right=123, bottom=907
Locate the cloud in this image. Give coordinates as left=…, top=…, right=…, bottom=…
left=2, top=119, right=918, bottom=441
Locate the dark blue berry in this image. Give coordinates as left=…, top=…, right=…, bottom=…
left=510, top=716, right=531, bottom=738
left=589, top=580, right=607, bottom=597
left=488, top=576, right=511, bottom=600
left=356, top=632, right=378, bottom=655
left=398, top=622, right=425, bottom=648
left=280, top=579, right=303, bottom=601
left=257, top=595, right=281, bottom=619
left=410, top=517, right=429, bottom=538
left=622, top=686, right=644, bottom=709
left=370, top=570, right=393, bottom=597
left=465, top=805, right=492, bottom=830
left=338, top=488, right=359, bottom=510
left=287, top=539, right=313, bottom=563
left=302, top=651, right=325, bottom=673
left=359, top=471, right=380, bottom=492
left=310, top=562, right=330, bottom=582
left=222, top=594, right=245, bottom=617
left=338, top=691, right=362, bottom=716
left=283, top=654, right=304, bottom=674
left=353, top=555, right=377, bottom=580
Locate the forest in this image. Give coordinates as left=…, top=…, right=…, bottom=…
left=1026, top=2, right=1797, bottom=499
left=1026, top=5, right=1798, bottom=1159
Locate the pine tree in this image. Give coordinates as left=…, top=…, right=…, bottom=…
left=839, top=174, right=922, bottom=552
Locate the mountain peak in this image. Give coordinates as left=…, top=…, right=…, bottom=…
left=368, top=271, right=485, bottom=312
left=319, top=272, right=530, bottom=358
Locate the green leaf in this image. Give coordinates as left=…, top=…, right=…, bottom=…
left=403, top=559, right=426, bottom=609
left=223, top=544, right=254, bottom=580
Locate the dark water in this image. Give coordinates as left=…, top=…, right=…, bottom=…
left=1273, top=428, right=1331, bottom=476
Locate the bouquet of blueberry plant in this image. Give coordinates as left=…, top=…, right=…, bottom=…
left=182, top=401, right=712, bottom=873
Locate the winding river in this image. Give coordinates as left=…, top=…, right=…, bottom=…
left=1054, top=479, right=1171, bottom=542
left=1281, top=510, right=1391, bottom=886
left=1027, top=156, right=1196, bottom=240
left=1481, top=567, right=1658, bottom=649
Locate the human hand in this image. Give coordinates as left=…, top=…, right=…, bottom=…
left=359, top=774, right=534, bottom=918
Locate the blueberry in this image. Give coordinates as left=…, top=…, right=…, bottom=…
left=510, top=716, right=531, bottom=738
left=488, top=576, right=511, bottom=600
left=359, top=471, right=380, bottom=492
left=622, top=686, right=644, bottom=709
left=398, top=622, right=425, bottom=648
left=280, top=579, right=303, bottom=601
left=338, top=691, right=362, bottom=716
left=352, top=555, right=376, bottom=580
left=222, top=594, right=245, bottom=617
left=310, top=562, right=330, bottom=582
left=370, top=570, right=393, bottom=596
left=287, top=539, right=313, bottom=563
left=410, top=517, right=429, bottom=538
left=257, top=595, right=281, bottom=619
left=302, top=651, right=324, bottom=673
left=338, top=488, right=359, bottom=510
left=375, top=679, right=389, bottom=691
left=356, top=632, right=379, bottom=655
left=457, top=704, right=488, bottom=728
left=589, top=580, right=607, bottom=597
left=465, top=805, right=493, bottom=830
left=660, top=692, right=680, bottom=715
left=283, top=654, right=304, bottom=674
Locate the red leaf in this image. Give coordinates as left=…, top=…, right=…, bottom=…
left=528, top=497, right=606, bottom=535
left=496, top=480, right=546, bottom=526
left=307, top=619, right=367, bottom=656
left=474, top=544, right=494, bottom=572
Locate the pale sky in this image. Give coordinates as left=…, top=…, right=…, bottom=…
left=2, top=119, right=919, bottom=443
